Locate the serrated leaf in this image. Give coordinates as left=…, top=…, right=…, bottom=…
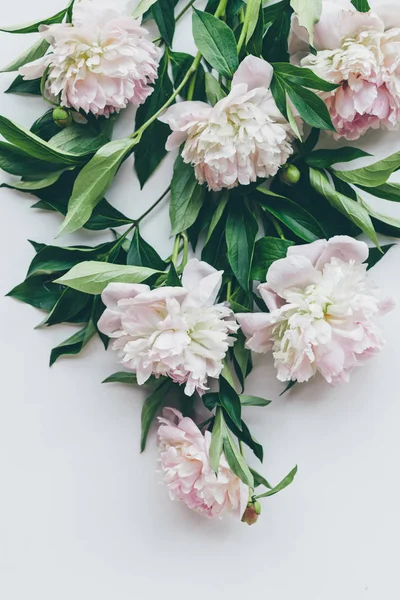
left=192, top=9, right=238, bottom=78
left=55, top=262, right=161, bottom=295
left=141, top=379, right=173, bottom=452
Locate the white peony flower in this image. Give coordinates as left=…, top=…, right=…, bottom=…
left=19, top=0, right=161, bottom=116
left=97, top=259, right=238, bottom=396
left=158, top=408, right=248, bottom=520
left=159, top=56, right=297, bottom=191
left=237, top=237, right=395, bottom=385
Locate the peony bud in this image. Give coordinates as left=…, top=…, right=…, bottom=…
left=281, top=164, right=301, bottom=185
left=241, top=500, right=261, bottom=526
left=52, top=107, right=73, bottom=128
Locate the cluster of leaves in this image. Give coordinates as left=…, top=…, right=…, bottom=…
left=1, top=0, right=398, bottom=501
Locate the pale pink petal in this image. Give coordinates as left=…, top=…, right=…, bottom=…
left=232, top=55, right=273, bottom=91
left=315, top=236, right=369, bottom=269
left=266, top=255, right=320, bottom=298
left=101, top=282, right=150, bottom=310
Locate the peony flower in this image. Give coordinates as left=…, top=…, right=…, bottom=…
left=289, top=0, right=400, bottom=139
left=236, top=236, right=394, bottom=385
left=97, top=259, right=238, bottom=396
left=159, top=55, right=296, bottom=191
left=158, top=408, right=248, bottom=520
left=19, top=0, right=161, bottom=116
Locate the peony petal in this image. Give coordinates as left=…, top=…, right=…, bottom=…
left=316, top=235, right=369, bottom=269
left=232, top=55, right=274, bottom=91
left=266, top=255, right=320, bottom=298
left=101, top=282, right=150, bottom=310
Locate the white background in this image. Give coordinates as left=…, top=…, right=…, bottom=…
left=1, top=1, right=400, bottom=599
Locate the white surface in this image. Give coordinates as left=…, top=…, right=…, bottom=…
left=1, top=2, right=400, bottom=599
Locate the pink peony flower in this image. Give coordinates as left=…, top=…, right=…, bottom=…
left=159, top=56, right=296, bottom=191
left=19, top=0, right=161, bottom=116
left=236, top=236, right=395, bottom=385
left=289, top=0, right=400, bottom=139
left=97, top=259, right=238, bottom=396
left=158, top=408, right=248, bottom=520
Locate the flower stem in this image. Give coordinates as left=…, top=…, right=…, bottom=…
left=176, top=0, right=196, bottom=21
left=136, top=186, right=171, bottom=224
left=131, top=52, right=202, bottom=141
left=237, top=0, right=255, bottom=53
left=171, top=235, right=181, bottom=267
left=270, top=215, right=286, bottom=240
left=214, top=0, right=228, bottom=19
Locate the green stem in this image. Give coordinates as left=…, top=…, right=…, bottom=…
left=131, top=52, right=202, bottom=141
left=136, top=186, right=171, bottom=224
left=180, top=232, right=189, bottom=271
left=171, top=235, right=181, bottom=267
left=237, top=0, right=255, bottom=53
left=226, top=281, right=232, bottom=302
left=214, top=0, right=228, bottom=19
left=269, top=215, right=286, bottom=240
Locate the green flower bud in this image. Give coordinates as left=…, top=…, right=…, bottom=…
left=53, top=107, right=72, bottom=128
left=281, top=164, right=301, bottom=186
left=241, top=501, right=262, bottom=526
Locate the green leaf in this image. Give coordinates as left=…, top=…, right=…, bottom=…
left=251, top=236, right=294, bottom=281
left=152, top=0, right=175, bottom=46
left=306, top=147, right=371, bottom=168
left=358, top=193, right=400, bottom=230
left=351, top=0, right=370, bottom=11
left=285, top=82, right=335, bottom=131
left=7, top=275, right=63, bottom=311
left=0, top=8, right=67, bottom=33
left=232, top=330, right=252, bottom=391
left=271, top=63, right=338, bottom=92
left=135, top=52, right=174, bottom=187
left=165, top=263, right=182, bottom=287
left=262, top=0, right=292, bottom=62
left=219, top=377, right=242, bottom=431
left=205, top=72, right=226, bottom=106
left=209, top=407, right=224, bottom=473
left=223, top=414, right=264, bottom=463
left=245, top=0, right=262, bottom=44
left=0, top=38, right=49, bottom=73
left=192, top=9, right=239, bottom=78
left=226, top=200, right=258, bottom=290
left=240, top=395, right=271, bottom=407
left=141, top=379, right=173, bottom=452
left=170, top=51, right=206, bottom=102
left=204, top=190, right=229, bottom=245
left=0, top=115, right=83, bottom=165
left=58, top=137, right=135, bottom=236
left=250, top=468, right=272, bottom=489
left=256, top=187, right=324, bottom=242
left=127, top=228, right=166, bottom=270
left=5, top=75, right=42, bottom=95
left=26, top=241, right=116, bottom=278
left=309, top=168, right=379, bottom=246
left=356, top=182, right=400, bottom=202
left=0, top=142, right=67, bottom=177
left=255, top=465, right=298, bottom=498
left=131, top=0, right=158, bottom=18
left=55, top=261, right=161, bottom=295
left=290, top=0, right=321, bottom=46
left=30, top=110, right=60, bottom=142
left=43, top=288, right=91, bottom=327
left=103, top=372, right=138, bottom=385
left=170, top=155, right=205, bottom=235
left=222, top=428, right=254, bottom=488
left=280, top=379, right=297, bottom=396
left=334, top=151, right=400, bottom=188
left=50, top=322, right=96, bottom=366
left=366, top=244, right=395, bottom=270
left=49, top=124, right=109, bottom=155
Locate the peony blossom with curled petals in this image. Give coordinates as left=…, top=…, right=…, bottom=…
left=19, top=0, right=161, bottom=116
left=289, top=0, right=400, bottom=140
left=159, top=55, right=297, bottom=191
left=158, top=408, right=248, bottom=520
left=236, top=236, right=395, bottom=385
left=97, top=259, right=238, bottom=396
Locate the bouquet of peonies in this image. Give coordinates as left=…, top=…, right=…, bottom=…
left=1, top=0, right=399, bottom=525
